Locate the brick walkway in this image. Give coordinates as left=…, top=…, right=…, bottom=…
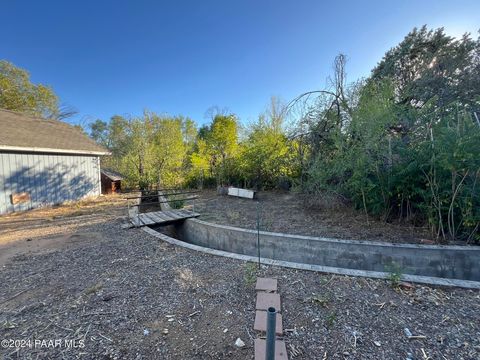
left=253, top=277, right=288, bottom=360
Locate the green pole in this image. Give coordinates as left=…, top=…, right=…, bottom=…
left=257, top=201, right=261, bottom=269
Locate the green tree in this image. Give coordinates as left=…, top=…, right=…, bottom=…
left=198, top=114, right=240, bottom=185
left=296, top=27, right=480, bottom=242
left=372, top=26, right=479, bottom=112
left=90, top=119, right=110, bottom=147
left=0, top=60, right=59, bottom=118
left=150, top=113, right=186, bottom=187
left=243, top=98, right=294, bottom=189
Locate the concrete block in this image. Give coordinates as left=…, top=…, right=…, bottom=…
left=228, top=187, right=255, bottom=199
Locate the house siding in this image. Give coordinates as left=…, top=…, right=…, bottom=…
left=0, top=152, right=101, bottom=215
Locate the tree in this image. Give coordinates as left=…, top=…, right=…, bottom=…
left=150, top=113, right=186, bottom=187
left=89, top=119, right=110, bottom=147
left=372, top=26, right=480, bottom=112
left=243, top=98, right=294, bottom=189
left=0, top=60, right=59, bottom=118
left=295, top=27, right=480, bottom=243
left=200, top=114, right=240, bottom=185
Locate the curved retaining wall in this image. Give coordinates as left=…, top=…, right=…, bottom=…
left=173, top=219, right=480, bottom=283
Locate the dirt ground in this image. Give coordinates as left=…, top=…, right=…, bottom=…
left=1, top=195, right=479, bottom=359
left=195, top=190, right=434, bottom=244
left=0, top=195, right=135, bottom=266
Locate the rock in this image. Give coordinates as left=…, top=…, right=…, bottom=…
left=420, top=239, right=435, bottom=245
left=373, top=341, right=381, bottom=347
left=102, top=293, right=115, bottom=301
left=162, top=329, right=169, bottom=335
left=223, top=328, right=228, bottom=333
left=399, top=282, right=414, bottom=290
left=235, top=338, right=245, bottom=347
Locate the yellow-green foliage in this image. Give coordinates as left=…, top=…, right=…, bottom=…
left=0, top=60, right=59, bottom=118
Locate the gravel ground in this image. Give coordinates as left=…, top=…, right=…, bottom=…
left=1, top=198, right=479, bottom=359
left=195, top=190, right=434, bottom=244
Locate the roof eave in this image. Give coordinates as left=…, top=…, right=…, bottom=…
left=0, top=145, right=111, bottom=156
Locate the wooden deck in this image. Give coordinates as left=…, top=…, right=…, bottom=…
left=129, top=209, right=200, bottom=227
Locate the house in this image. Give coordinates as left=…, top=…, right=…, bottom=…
left=0, top=109, right=110, bottom=214
left=101, top=169, right=123, bottom=194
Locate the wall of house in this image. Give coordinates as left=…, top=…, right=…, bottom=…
left=0, top=152, right=101, bottom=214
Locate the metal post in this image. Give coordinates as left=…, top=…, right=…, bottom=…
left=266, top=307, right=276, bottom=360
left=256, top=201, right=261, bottom=269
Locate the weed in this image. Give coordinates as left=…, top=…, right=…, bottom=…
left=386, top=262, right=403, bottom=288
left=262, top=218, right=274, bottom=232
left=244, top=262, right=257, bottom=286
left=169, top=198, right=185, bottom=209
left=326, top=312, right=337, bottom=328
left=226, top=210, right=240, bottom=222
left=84, top=282, right=103, bottom=295
left=310, top=293, right=330, bottom=307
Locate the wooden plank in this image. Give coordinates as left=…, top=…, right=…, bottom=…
left=11, top=192, right=31, bottom=205
left=174, top=210, right=196, bottom=219
left=175, top=209, right=190, bottom=217
left=177, top=209, right=200, bottom=218
left=145, top=212, right=164, bottom=223
left=129, top=210, right=200, bottom=228
left=163, top=210, right=183, bottom=220
left=152, top=211, right=171, bottom=222
left=138, top=214, right=156, bottom=225
left=144, top=212, right=164, bottom=224
left=158, top=211, right=177, bottom=221
left=130, top=216, right=142, bottom=227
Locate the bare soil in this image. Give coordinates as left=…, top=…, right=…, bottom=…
left=195, top=190, right=433, bottom=244
left=0, top=195, right=133, bottom=266
left=1, top=196, right=479, bottom=359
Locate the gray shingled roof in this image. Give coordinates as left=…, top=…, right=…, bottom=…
left=0, top=109, right=109, bottom=155
left=101, top=169, right=124, bottom=181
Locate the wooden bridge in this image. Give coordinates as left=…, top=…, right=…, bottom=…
left=127, top=190, right=201, bottom=228
left=129, top=209, right=200, bottom=227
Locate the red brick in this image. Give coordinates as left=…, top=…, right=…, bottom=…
left=254, top=311, right=283, bottom=335
left=254, top=339, right=288, bottom=360
left=256, top=293, right=281, bottom=311
left=255, top=277, right=278, bottom=292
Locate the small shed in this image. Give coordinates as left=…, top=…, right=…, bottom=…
left=101, top=169, right=123, bottom=194
left=0, top=109, right=110, bottom=214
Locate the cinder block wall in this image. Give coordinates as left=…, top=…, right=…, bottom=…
left=175, top=219, right=480, bottom=281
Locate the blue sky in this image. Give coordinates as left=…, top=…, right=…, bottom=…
left=2, top=0, right=479, bottom=128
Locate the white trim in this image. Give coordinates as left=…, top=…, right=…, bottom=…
left=0, top=145, right=110, bottom=156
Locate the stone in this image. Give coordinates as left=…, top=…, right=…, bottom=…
left=254, top=311, right=283, bottom=335
left=235, top=338, right=245, bottom=347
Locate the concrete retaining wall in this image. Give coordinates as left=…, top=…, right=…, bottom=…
left=174, top=219, right=480, bottom=282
